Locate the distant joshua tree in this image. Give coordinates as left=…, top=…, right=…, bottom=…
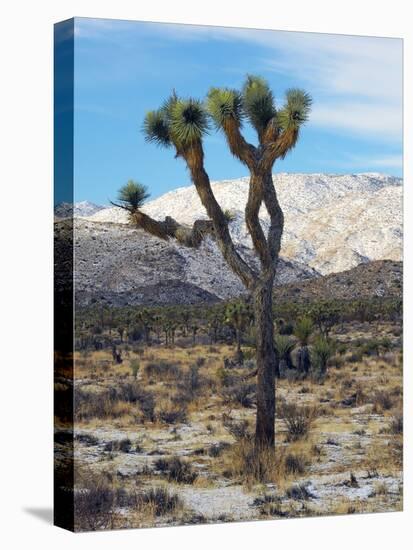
left=114, top=75, right=311, bottom=449
left=225, top=300, right=252, bottom=363
left=294, top=316, right=314, bottom=376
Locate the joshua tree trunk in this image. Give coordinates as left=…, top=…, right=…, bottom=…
left=253, top=272, right=277, bottom=447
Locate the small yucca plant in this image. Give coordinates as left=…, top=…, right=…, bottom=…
left=274, top=334, right=295, bottom=359
left=311, top=336, right=334, bottom=374
left=112, top=180, right=150, bottom=213
left=294, top=317, right=314, bottom=346
left=223, top=209, right=236, bottom=223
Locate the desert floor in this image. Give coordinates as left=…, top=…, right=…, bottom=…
left=55, top=320, right=402, bottom=531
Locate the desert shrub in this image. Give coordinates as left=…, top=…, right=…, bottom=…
left=216, top=366, right=237, bottom=387
left=156, top=401, right=187, bottom=424
left=154, top=456, right=197, bottom=484
left=285, top=483, right=315, bottom=500
left=335, top=342, right=348, bottom=355
left=284, top=453, right=307, bottom=475
left=278, top=320, right=294, bottom=335
left=277, top=400, right=319, bottom=441
left=222, top=436, right=285, bottom=484
left=137, top=487, right=182, bottom=516
left=74, top=433, right=99, bottom=446
left=388, top=413, right=403, bottom=434
left=103, top=438, right=132, bottom=453
left=116, top=382, right=155, bottom=421
left=195, top=356, right=206, bottom=367
left=222, top=416, right=250, bottom=439
left=221, top=380, right=256, bottom=408
left=348, top=351, right=363, bottom=363
left=176, top=364, right=215, bottom=401
left=143, top=361, right=182, bottom=381
left=361, top=337, right=393, bottom=357
left=130, top=360, right=140, bottom=379
left=74, top=389, right=129, bottom=421
left=208, top=441, right=231, bottom=457
left=74, top=476, right=115, bottom=531
left=372, top=390, right=394, bottom=413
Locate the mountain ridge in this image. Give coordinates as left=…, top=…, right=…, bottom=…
left=54, top=172, right=402, bottom=307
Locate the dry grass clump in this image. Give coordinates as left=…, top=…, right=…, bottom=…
left=388, top=413, right=403, bottom=435
left=284, top=452, right=308, bottom=475
left=285, top=482, right=315, bottom=500
left=136, top=487, right=182, bottom=517
left=220, top=380, right=256, bottom=408
left=154, top=456, right=197, bottom=484
left=74, top=473, right=115, bottom=531
left=75, top=383, right=156, bottom=422
left=220, top=436, right=310, bottom=486
left=221, top=437, right=284, bottom=484
left=371, top=390, right=394, bottom=413
left=142, top=361, right=182, bottom=382
left=74, top=469, right=183, bottom=531
left=277, top=400, right=319, bottom=441
left=103, top=438, right=132, bottom=453
left=156, top=399, right=188, bottom=424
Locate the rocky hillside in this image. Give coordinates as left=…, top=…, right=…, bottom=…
left=54, top=173, right=403, bottom=307
left=60, top=219, right=315, bottom=307
left=273, top=260, right=402, bottom=304
left=88, top=172, right=402, bottom=275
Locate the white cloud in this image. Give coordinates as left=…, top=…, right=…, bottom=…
left=310, top=101, right=402, bottom=140
left=74, top=19, right=403, bottom=142
left=348, top=153, right=403, bottom=170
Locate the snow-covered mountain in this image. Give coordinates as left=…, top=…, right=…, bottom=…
left=55, top=173, right=402, bottom=306
left=87, top=172, right=403, bottom=276
left=54, top=200, right=105, bottom=219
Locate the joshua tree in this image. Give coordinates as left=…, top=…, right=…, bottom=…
left=224, top=300, right=252, bottom=363
left=116, top=75, right=311, bottom=449
left=294, top=316, right=314, bottom=376
left=137, top=308, right=153, bottom=345
left=311, top=336, right=334, bottom=380
left=274, top=334, right=295, bottom=378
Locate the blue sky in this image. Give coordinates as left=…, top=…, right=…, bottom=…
left=70, top=18, right=402, bottom=205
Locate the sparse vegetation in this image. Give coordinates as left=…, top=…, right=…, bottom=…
left=69, top=299, right=402, bottom=529
left=277, top=401, right=319, bottom=441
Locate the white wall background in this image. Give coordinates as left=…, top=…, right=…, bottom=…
left=0, top=1, right=411, bottom=548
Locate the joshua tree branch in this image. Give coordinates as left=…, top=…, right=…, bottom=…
left=245, top=174, right=272, bottom=269
left=260, top=128, right=299, bottom=171
left=221, top=118, right=257, bottom=170
left=129, top=210, right=214, bottom=248
left=262, top=117, right=280, bottom=145
left=183, top=142, right=257, bottom=289
left=261, top=172, right=284, bottom=263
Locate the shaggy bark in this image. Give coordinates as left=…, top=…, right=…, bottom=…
left=253, top=272, right=277, bottom=448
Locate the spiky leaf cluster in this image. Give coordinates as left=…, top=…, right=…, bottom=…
left=169, top=98, right=209, bottom=147
left=114, top=180, right=150, bottom=212
left=294, top=316, right=314, bottom=345
left=242, top=75, right=276, bottom=134
left=143, top=110, right=171, bottom=147
left=206, top=87, right=244, bottom=128
left=274, top=334, right=295, bottom=359
left=277, top=88, right=312, bottom=131
left=144, top=92, right=208, bottom=149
